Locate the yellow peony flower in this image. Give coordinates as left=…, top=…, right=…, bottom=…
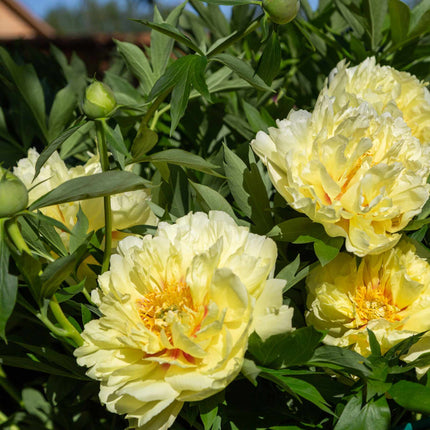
left=252, top=80, right=430, bottom=256
left=305, top=241, right=430, bottom=370
left=323, top=57, right=430, bottom=146
left=74, top=211, right=293, bottom=430
left=13, top=148, right=157, bottom=246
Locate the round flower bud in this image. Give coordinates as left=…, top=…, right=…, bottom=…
left=263, top=0, right=300, bottom=25
left=82, top=81, right=116, bottom=119
left=0, top=168, right=28, bottom=218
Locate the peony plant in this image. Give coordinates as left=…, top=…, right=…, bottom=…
left=1, top=0, right=430, bottom=429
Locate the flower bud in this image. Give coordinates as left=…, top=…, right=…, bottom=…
left=82, top=81, right=116, bottom=119
left=263, top=0, right=300, bottom=25
left=0, top=168, right=28, bottom=218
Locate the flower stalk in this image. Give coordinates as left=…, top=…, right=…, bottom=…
left=95, top=119, right=112, bottom=274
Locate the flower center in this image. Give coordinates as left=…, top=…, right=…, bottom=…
left=353, top=283, right=400, bottom=325
left=136, top=280, right=197, bottom=337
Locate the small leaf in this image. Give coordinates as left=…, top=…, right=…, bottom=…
left=69, top=206, right=89, bottom=254
left=132, top=127, right=159, bottom=159
left=40, top=254, right=77, bottom=298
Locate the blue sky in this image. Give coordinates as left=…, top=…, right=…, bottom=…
left=21, top=0, right=319, bottom=19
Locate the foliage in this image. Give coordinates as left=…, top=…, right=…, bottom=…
left=1, top=0, right=430, bottom=429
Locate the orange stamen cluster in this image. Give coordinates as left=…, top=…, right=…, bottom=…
left=136, top=280, right=197, bottom=339
left=353, top=283, right=401, bottom=325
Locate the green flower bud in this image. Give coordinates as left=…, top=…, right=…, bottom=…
left=0, top=168, right=28, bottom=218
left=263, top=0, right=300, bottom=25
left=82, top=81, right=116, bottom=119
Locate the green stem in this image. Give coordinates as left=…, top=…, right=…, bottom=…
left=95, top=120, right=112, bottom=274
left=48, top=296, right=83, bottom=346
left=150, top=104, right=171, bottom=131
left=0, top=365, right=23, bottom=407
left=5, top=218, right=31, bottom=255
left=141, top=89, right=171, bottom=129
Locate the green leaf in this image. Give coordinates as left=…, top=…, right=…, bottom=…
left=309, top=346, right=371, bottom=379
left=40, top=254, right=77, bottom=299
left=200, top=0, right=256, bottom=4
left=0, top=48, right=48, bottom=142
left=389, top=381, right=430, bottom=414
left=190, top=180, right=238, bottom=221
left=133, top=148, right=223, bottom=177
left=48, top=85, right=77, bottom=141
left=151, top=3, right=187, bottom=79
left=367, top=329, right=381, bottom=357
left=334, top=0, right=366, bottom=37
left=30, top=171, right=150, bottom=210
left=257, top=31, right=281, bottom=85
left=248, top=327, right=324, bottom=369
left=267, top=217, right=326, bottom=242
left=265, top=375, right=332, bottom=414
left=409, top=0, right=430, bottom=36
left=114, top=39, right=155, bottom=95
left=135, top=20, right=203, bottom=55
left=335, top=393, right=390, bottom=430
left=365, top=0, right=388, bottom=50
left=69, top=206, right=89, bottom=254
left=313, top=237, right=343, bottom=266
left=389, top=0, right=410, bottom=45
left=34, top=123, right=86, bottom=179
left=0, top=220, right=18, bottom=340
left=170, top=65, right=192, bottom=135
left=211, top=54, right=273, bottom=92
left=243, top=101, right=269, bottom=133
left=132, top=127, right=159, bottom=159
left=103, top=122, right=130, bottom=169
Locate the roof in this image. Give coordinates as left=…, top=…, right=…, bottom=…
left=0, top=0, right=55, bottom=39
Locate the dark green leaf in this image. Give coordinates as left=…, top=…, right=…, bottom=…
left=48, top=85, right=77, bottom=141
left=69, top=206, right=89, bottom=254
left=34, top=123, right=86, bottom=179
left=365, top=0, right=388, bottom=50
left=257, top=31, right=281, bottom=85
left=0, top=220, right=18, bottom=340
left=389, top=0, right=410, bottom=45
left=133, top=148, right=223, bottom=177
left=132, top=127, right=159, bottom=159
left=0, top=48, right=48, bottom=141
left=30, top=171, right=150, bottom=210
left=40, top=254, right=77, bottom=298
left=248, top=326, right=324, bottom=369
left=211, top=53, right=273, bottom=92
left=135, top=21, right=203, bottom=55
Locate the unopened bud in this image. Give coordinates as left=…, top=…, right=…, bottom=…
left=0, top=168, right=28, bottom=218
left=263, top=0, right=300, bottom=25
left=83, top=81, right=116, bottom=119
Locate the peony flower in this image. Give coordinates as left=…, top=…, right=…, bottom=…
left=251, top=80, right=430, bottom=256
left=13, top=148, right=157, bottom=247
left=323, top=57, right=430, bottom=146
left=74, top=211, right=293, bottom=430
left=305, top=240, right=430, bottom=371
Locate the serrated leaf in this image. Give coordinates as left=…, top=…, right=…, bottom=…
left=30, top=171, right=150, bottom=210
